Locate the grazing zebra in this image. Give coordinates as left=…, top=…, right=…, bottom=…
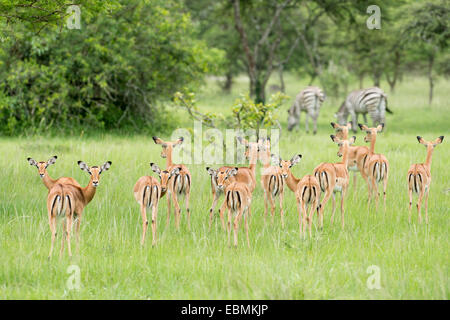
left=335, top=87, right=393, bottom=132
left=287, top=86, right=326, bottom=134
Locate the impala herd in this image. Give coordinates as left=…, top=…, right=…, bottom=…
left=27, top=124, right=444, bottom=258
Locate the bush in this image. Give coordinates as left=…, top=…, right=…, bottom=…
left=0, top=0, right=223, bottom=135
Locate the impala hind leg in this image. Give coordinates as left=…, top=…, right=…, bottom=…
left=60, top=220, right=66, bottom=258
left=417, top=190, right=424, bottom=224
left=151, top=204, right=158, bottom=246
left=318, top=190, right=332, bottom=229
left=209, top=193, right=219, bottom=230
left=219, top=199, right=227, bottom=230
left=330, top=193, right=336, bottom=225
left=227, top=208, right=232, bottom=247
left=166, top=193, right=171, bottom=226
left=233, top=210, right=242, bottom=248
left=48, top=215, right=56, bottom=259
left=269, top=193, right=275, bottom=224
left=296, top=198, right=302, bottom=237
left=75, top=214, right=82, bottom=254
left=66, top=215, right=73, bottom=258
left=185, top=189, right=191, bottom=231
left=408, top=187, right=413, bottom=223
left=301, top=202, right=308, bottom=238
left=279, top=192, right=285, bottom=229
left=340, top=187, right=347, bottom=229
left=140, top=205, right=148, bottom=245
left=244, top=209, right=250, bottom=248
left=424, top=190, right=429, bottom=224
left=308, top=199, right=318, bottom=238
left=172, top=192, right=181, bottom=230
left=383, top=173, right=388, bottom=212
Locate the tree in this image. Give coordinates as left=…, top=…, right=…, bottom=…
left=403, top=0, right=449, bottom=104
left=0, top=0, right=222, bottom=134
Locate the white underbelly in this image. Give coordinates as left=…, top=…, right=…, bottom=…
left=333, top=185, right=342, bottom=192
left=348, top=164, right=358, bottom=172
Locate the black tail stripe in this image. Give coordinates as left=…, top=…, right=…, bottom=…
left=51, top=195, right=59, bottom=215
left=142, top=185, right=147, bottom=206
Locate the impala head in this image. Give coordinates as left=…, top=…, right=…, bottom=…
left=330, top=135, right=356, bottom=157
left=272, top=154, right=302, bottom=178
left=27, top=156, right=57, bottom=178
left=237, top=136, right=259, bottom=162
left=417, top=136, right=444, bottom=151
left=359, top=123, right=384, bottom=143
left=151, top=163, right=180, bottom=192
left=331, top=122, right=352, bottom=140
left=212, top=167, right=238, bottom=190
left=152, top=136, right=184, bottom=159
left=257, top=137, right=272, bottom=161
left=78, top=161, right=112, bottom=187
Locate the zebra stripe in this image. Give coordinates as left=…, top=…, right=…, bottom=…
left=288, top=86, right=326, bottom=131
left=337, top=87, right=392, bottom=127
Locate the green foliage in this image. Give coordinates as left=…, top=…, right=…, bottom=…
left=232, top=92, right=288, bottom=134
left=0, top=0, right=223, bottom=135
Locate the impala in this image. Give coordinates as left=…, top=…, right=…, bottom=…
left=206, top=166, right=237, bottom=229
left=407, top=136, right=444, bottom=224
left=153, top=136, right=191, bottom=230
left=47, top=161, right=111, bottom=258
left=331, top=122, right=370, bottom=195
left=27, top=156, right=81, bottom=190
left=258, top=138, right=287, bottom=227
left=295, top=175, right=320, bottom=238
left=134, top=163, right=161, bottom=246
left=313, top=136, right=355, bottom=229
left=212, top=137, right=258, bottom=229
left=222, top=168, right=252, bottom=248
left=359, top=124, right=389, bottom=210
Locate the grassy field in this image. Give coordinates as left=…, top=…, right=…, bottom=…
left=0, top=74, right=449, bottom=299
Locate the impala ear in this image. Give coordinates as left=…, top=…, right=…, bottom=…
left=376, top=124, right=384, bottom=132
left=290, top=154, right=302, bottom=166
left=330, top=122, right=340, bottom=130
left=433, top=136, right=444, bottom=147
left=228, top=167, right=238, bottom=177
left=47, top=156, right=57, bottom=165
left=358, top=123, right=367, bottom=131
left=100, top=161, right=112, bottom=173
left=349, top=136, right=356, bottom=145
left=173, top=137, right=184, bottom=147
left=330, top=135, right=340, bottom=143
left=27, top=157, right=38, bottom=166
left=152, top=136, right=164, bottom=145
left=206, top=167, right=216, bottom=176
left=78, top=161, right=89, bottom=172
left=171, top=167, right=181, bottom=176
left=417, top=136, right=426, bottom=145
left=150, top=162, right=161, bottom=175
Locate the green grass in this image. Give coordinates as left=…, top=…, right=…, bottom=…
left=0, top=74, right=449, bottom=299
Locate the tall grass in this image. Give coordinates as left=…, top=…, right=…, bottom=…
left=0, top=75, right=448, bottom=299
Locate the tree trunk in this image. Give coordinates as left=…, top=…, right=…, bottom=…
left=359, top=73, right=364, bottom=89
left=278, top=65, right=285, bottom=93
left=254, top=77, right=266, bottom=104
left=428, top=54, right=434, bottom=105
left=223, top=71, right=233, bottom=93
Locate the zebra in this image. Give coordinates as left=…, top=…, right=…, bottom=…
left=287, top=86, right=326, bottom=134
left=335, top=87, right=393, bottom=132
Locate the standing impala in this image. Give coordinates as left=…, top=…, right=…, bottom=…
left=258, top=138, right=287, bottom=228
left=331, top=122, right=370, bottom=195
left=153, top=136, right=191, bottom=230
left=407, top=136, right=444, bottom=224
left=47, top=161, right=111, bottom=258
left=359, top=124, right=389, bottom=210
left=314, top=136, right=355, bottom=229
left=206, top=166, right=237, bottom=229
left=134, top=163, right=161, bottom=246
left=27, top=156, right=81, bottom=189
left=221, top=168, right=252, bottom=248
